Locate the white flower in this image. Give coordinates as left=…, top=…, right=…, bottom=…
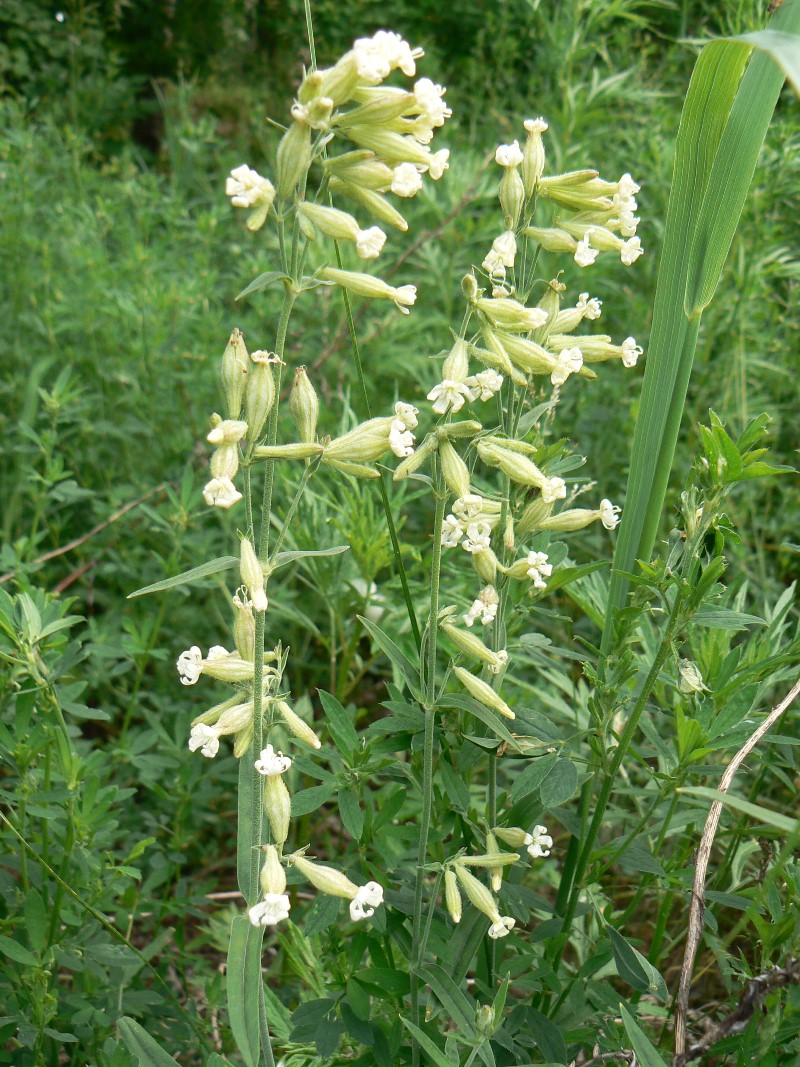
left=488, top=916, right=515, bottom=939
left=389, top=419, right=415, bottom=457
left=225, top=165, right=274, bottom=209
left=621, top=337, right=643, bottom=368
left=441, top=515, right=465, bottom=548
left=488, top=649, right=509, bottom=675
left=255, top=744, right=292, bottom=777
left=413, top=77, right=451, bottom=127
left=618, top=209, right=640, bottom=238
left=203, top=477, right=242, bottom=509
left=251, top=349, right=284, bottom=365
left=599, top=498, right=621, bottom=530
left=349, top=880, right=384, bottom=921
left=427, top=149, right=450, bottom=180
left=574, top=229, right=599, bottom=268
left=207, top=645, right=230, bottom=660
left=353, top=30, right=420, bottom=83
left=525, top=551, right=553, bottom=590
left=527, top=824, right=553, bottom=859
left=618, top=172, right=640, bottom=198
left=452, top=494, right=484, bottom=521
left=542, top=477, right=567, bottom=504
left=463, top=585, right=499, bottom=627
left=495, top=141, right=523, bottom=168
left=482, top=248, right=506, bottom=278
left=492, top=230, right=517, bottom=267
left=177, top=646, right=203, bottom=686
left=620, top=236, right=643, bottom=265
left=248, top=893, right=291, bottom=927
left=394, top=401, right=419, bottom=429
left=462, top=522, right=492, bottom=554
left=551, top=347, right=583, bottom=386
left=393, top=284, right=417, bottom=312
left=466, top=369, right=504, bottom=402
left=524, top=117, right=548, bottom=134
left=427, top=378, right=472, bottom=415
left=391, top=163, right=423, bottom=197
left=576, top=292, right=602, bottom=320
left=188, top=723, right=219, bottom=758
left=356, top=226, right=387, bottom=260
left=207, top=419, right=249, bottom=445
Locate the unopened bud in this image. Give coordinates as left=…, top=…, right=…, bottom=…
left=210, top=444, right=240, bottom=481
left=290, top=366, right=319, bottom=444
left=394, top=432, right=438, bottom=480
left=259, top=845, right=286, bottom=896
left=441, top=420, right=483, bottom=440
left=516, top=497, right=554, bottom=536
left=220, top=329, right=249, bottom=419
left=276, top=699, right=321, bottom=749
left=444, top=869, right=462, bottom=923
left=493, top=826, right=531, bottom=849
left=245, top=352, right=277, bottom=442
left=475, top=1004, right=495, bottom=1035
left=471, top=546, right=498, bottom=585
left=240, top=538, right=268, bottom=613
left=454, top=865, right=498, bottom=921
left=232, top=591, right=256, bottom=660
left=289, top=853, right=359, bottom=899
left=442, top=338, right=470, bottom=382
left=439, top=439, right=471, bottom=498
left=504, top=514, right=515, bottom=553
left=264, top=775, right=291, bottom=846
left=329, top=177, right=409, bottom=232
left=255, top=442, right=325, bottom=460
left=461, top=274, right=479, bottom=302
left=487, top=832, right=503, bottom=891
left=443, top=625, right=509, bottom=674
left=499, top=165, right=525, bottom=228
left=276, top=121, right=312, bottom=202
left=521, top=117, right=548, bottom=198
left=453, top=666, right=514, bottom=719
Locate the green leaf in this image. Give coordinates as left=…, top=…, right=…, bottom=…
left=509, top=753, right=558, bottom=803
left=400, top=1019, right=455, bottom=1067
left=23, top=890, right=48, bottom=956
left=524, top=1007, right=568, bottom=1064
left=418, top=965, right=476, bottom=1036
left=0, top=935, right=38, bottom=967
left=680, top=786, right=800, bottom=834
left=117, top=1018, right=181, bottom=1066
left=291, top=783, right=335, bottom=817
left=538, top=758, right=579, bottom=809
left=338, top=788, right=364, bottom=841
left=607, top=927, right=668, bottom=1002
left=436, top=693, right=521, bottom=751
left=692, top=607, right=766, bottom=630
left=127, top=557, right=238, bottom=598
left=236, top=270, right=291, bottom=300
left=318, top=689, right=359, bottom=756
left=270, top=545, right=350, bottom=570
left=358, top=616, right=422, bottom=699
left=226, top=916, right=262, bottom=1067
left=618, top=1003, right=669, bottom=1066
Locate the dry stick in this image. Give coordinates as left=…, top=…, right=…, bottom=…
left=0, top=484, right=167, bottom=584
left=674, top=674, right=800, bottom=1059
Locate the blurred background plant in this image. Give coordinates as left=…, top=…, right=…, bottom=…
left=1, top=0, right=798, bottom=1064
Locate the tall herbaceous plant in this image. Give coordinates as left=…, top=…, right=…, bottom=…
left=159, top=29, right=644, bottom=1066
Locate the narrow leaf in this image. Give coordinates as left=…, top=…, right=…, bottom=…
left=618, top=1004, right=669, bottom=1067
left=236, top=270, right=291, bottom=300
left=227, top=916, right=263, bottom=1067
left=358, top=616, right=422, bottom=698
left=128, top=556, right=238, bottom=598
left=270, top=545, right=350, bottom=570
left=117, top=1018, right=181, bottom=1066
left=400, top=1019, right=455, bottom=1067
left=680, top=786, right=800, bottom=834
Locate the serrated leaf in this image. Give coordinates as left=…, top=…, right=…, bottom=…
left=127, top=557, right=238, bottom=598
left=117, top=1018, right=181, bottom=1066
left=236, top=270, right=291, bottom=300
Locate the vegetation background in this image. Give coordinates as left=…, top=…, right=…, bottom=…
left=0, top=0, right=798, bottom=1064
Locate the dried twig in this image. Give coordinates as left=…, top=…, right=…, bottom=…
left=0, top=484, right=167, bottom=585
left=573, top=1050, right=637, bottom=1067
left=676, top=957, right=800, bottom=1065
left=674, top=675, right=800, bottom=1058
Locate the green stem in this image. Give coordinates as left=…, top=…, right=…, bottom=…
left=268, top=455, right=320, bottom=561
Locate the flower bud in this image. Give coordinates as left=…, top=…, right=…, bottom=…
left=207, top=417, right=249, bottom=446
left=475, top=1004, right=495, bottom=1036
left=499, top=166, right=525, bottom=228
left=259, top=845, right=287, bottom=896
left=275, top=699, right=321, bottom=749
left=522, top=226, right=578, bottom=254
left=290, top=366, right=319, bottom=444
left=471, top=546, right=498, bottom=585
left=678, top=659, right=707, bottom=695
left=535, top=278, right=564, bottom=344
left=440, top=420, right=483, bottom=440
left=394, top=432, right=438, bottom=480
left=521, top=117, right=548, bottom=198
left=210, top=444, right=240, bottom=481
left=442, top=338, right=470, bottom=382
left=439, top=439, right=471, bottom=499
left=474, top=296, right=548, bottom=334
left=329, top=177, right=409, bottom=231
left=220, top=329, right=249, bottom=419
left=276, top=122, right=312, bottom=202
left=442, top=625, right=509, bottom=675
left=493, top=826, right=531, bottom=849
left=516, top=497, right=554, bottom=537
left=454, top=865, right=497, bottom=919
left=324, top=458, right=381, bottom=479
left=322, top=150, right=395, bottom=190
left=264, top=775, right=291, bottom=846
left=245, top=351, right=277, bottom=443
left=319, top=267, right=416, bottom=314
left=240, top=537, right=267, bottom=613
left=444, top=869, right=462, bottom=923
left=232, top=590, right=256, bottom=660
left=289, top=853, right=360, bottom=899
left=461, top=273, right=479, bottom=302
left=453, top=666, right=515, bottom=719
left=255, top=442, right=325, bottom=460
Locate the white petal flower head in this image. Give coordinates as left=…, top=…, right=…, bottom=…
left=391, top=163, right=423, bottom=197
left=248, top=893, right=291, bottom=927
left=413, top=78, right=452, bottom=127
left=618, top=209, right=640, bottom=238
left=492, top=230, right=517, bottom=268
left=453, top=494, right=484, bottom=522
left=177, top=646, right=203, bottom=686
left=574, top=229, right=599, bottom=268
left=393, top=284, right=417, bottom=313
left=442, top=514, right=465, bottom=549
left=527, top=824, right=553, bottom=859
left=389, top=419, right=415, bottom=457
left=495, top=141, right=524, bottom=168
left=255, top=744, right=292, bottom=777
left=207, top=645, right=230, bottom=661
left=542, top=477, right=567, bottom=504
left=524, top=117, right=549, bottom=135
left=203, top=476, right=242, bottom=510
left=488, top=915, right=515, bottom=939
left=356, top=226, right=387, bottom=260
left=394, top=401, right=419, bottom=429
left=488, top=648, right=509, bottom=675
left=621, top=337, right=643, bottom=368
left=618, top=172, right=641, bottom=198
left=620, top=236, right=643, bottom=266
left=599, top=499, right=622, bottom=530
left=464, top=584, right=499, bottom=627
left=349, top=880, right=384, bottom=921
left=551, top=347, right=583, bottom=386
left=526, top=551, right=553, bottom=590
left=576, top=292, right=602, bottom=320
left=207, top=419, right=249, bottom=445
left=189, top=723, right=220, bottom=758
left=353, top=30, right=419, bottom=82
left=463, top=522, right=492, bottom=555
left=225, top=165, right=274, bottom=209
left=427, top=149, right=450, bottom=180
left=482, top=248, right=506, bottom=278
left=466, top=369, right=504, bottom=403
left=427, top=379, right=472, bottom=415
